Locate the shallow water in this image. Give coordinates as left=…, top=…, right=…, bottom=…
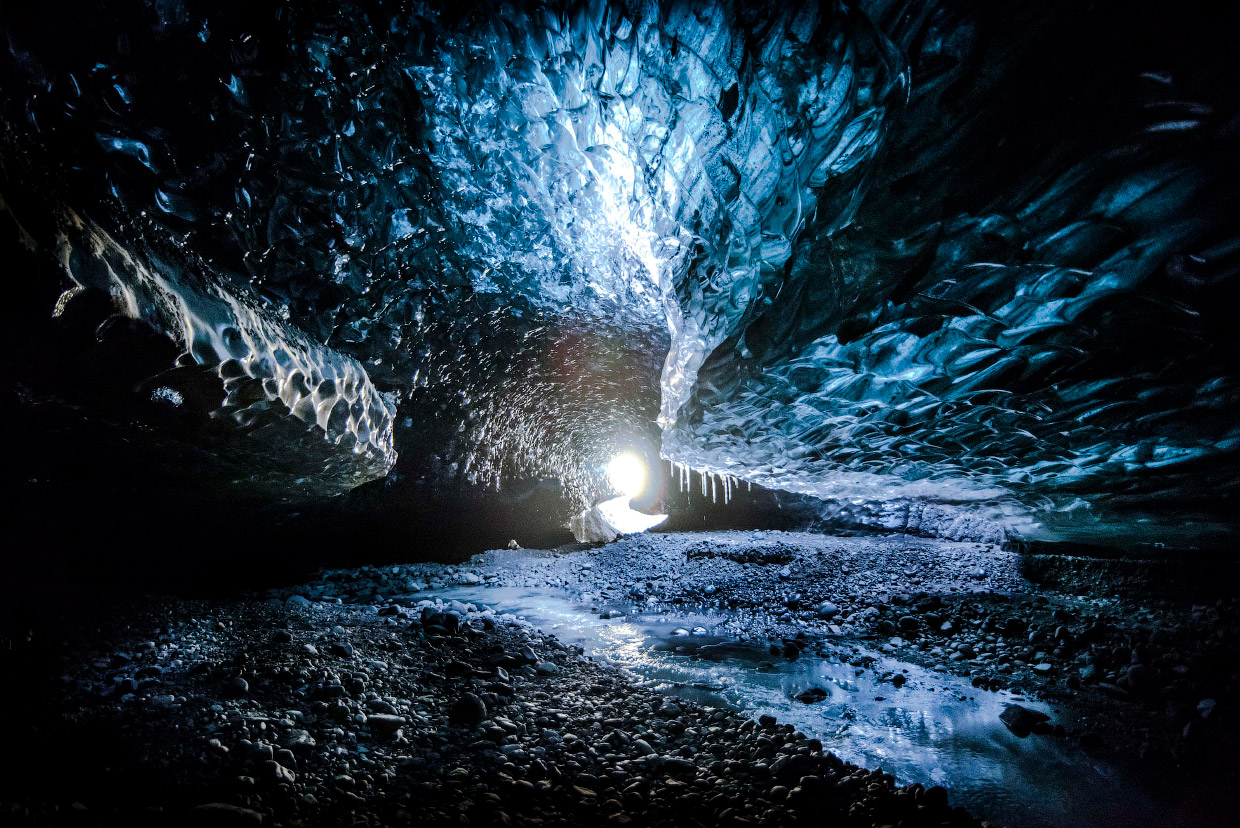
left=427, top=584, right=1214, bottom=828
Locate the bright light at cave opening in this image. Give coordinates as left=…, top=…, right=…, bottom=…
left=607, top=452, right=647, bottom=498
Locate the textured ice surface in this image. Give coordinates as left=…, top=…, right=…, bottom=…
left=54, top=212, right=396, bottom=480
left=2, top=1, right=1237, bottom=539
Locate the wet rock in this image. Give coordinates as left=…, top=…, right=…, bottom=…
left=794, top=687, right=828, bottom=704
left=1000, top=704, right=1050, bottom=736
left=924, top=785, right=950, bottom=809
left=815, top=601, right=839, bottom=618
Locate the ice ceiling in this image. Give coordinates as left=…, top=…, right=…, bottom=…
left=1, top=0, right=1237, bottom=543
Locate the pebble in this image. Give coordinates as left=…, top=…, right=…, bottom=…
left=366, top=714, right=405, bottom=736
left=449, top=693, right=487, bottom=727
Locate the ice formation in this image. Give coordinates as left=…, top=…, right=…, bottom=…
left=1, top=1, right=1236, bottom=541
left=56, top=211, right=396, bottom=481
left=570, top=496, right=668, bottom=544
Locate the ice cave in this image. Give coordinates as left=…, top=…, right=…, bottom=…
left=1, top=1, right=1237, bottom=826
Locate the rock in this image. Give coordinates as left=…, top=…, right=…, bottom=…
left=1125, top=664, right=1157, bottom=694
left=662, top=757, right=696, bottom=776
left=1079, top=731, right=1106, bottom=751
left=1003, top=617, right=1026, bottom=635
left=1032, top=662, right=1054, bottom=675
left=794, top=688, right=828, bottom=704
left=367, top=714, right=405, bottom=736
left=815, top=601, right=839, bottom=618
left=449, top=693, right=487, bottom=727
left=311, top=683, right=346, bottom=701
left=898, top=615, right=918, bottom=632
left=327, top=641, right=354, bottom=657
left=263, top=760, right=296, bottom=785
left=223, top=677, right=249, bottom=698
left=924, top=785, right=950, bottom=808
left=1198, top=698, right=1217, bottom=719
left=271, top=630, right=292, bottom=644
left=999, top=704, right=1050, bottom=736
left=284, top=730, right=316, bottom=751
left=187, top=803, right=264, bottom=825
left=460, top=572, right=482, bottom=585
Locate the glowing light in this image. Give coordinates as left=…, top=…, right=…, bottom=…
left=607, top=452, right=647, bottom=498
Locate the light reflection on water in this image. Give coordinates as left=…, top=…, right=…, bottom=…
left=430, top=585, right=1205, bottom=828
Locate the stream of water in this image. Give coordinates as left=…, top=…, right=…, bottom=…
left=427, top=585, right=1205, bottom=828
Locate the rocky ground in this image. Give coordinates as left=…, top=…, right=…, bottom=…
left=305, top=532, right=1240, bottom=801
left=2, top=530, right=1237, bottom=827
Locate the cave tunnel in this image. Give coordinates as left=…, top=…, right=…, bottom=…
left=1, top=1, right=1238, bottom=826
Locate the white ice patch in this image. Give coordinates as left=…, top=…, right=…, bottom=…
left=570, top=496, right=667, bottom=543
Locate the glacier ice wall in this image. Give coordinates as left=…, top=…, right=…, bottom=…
left=2, top=0, right=1237, bottom=540
left=666, top=0, right=1240, bottom=541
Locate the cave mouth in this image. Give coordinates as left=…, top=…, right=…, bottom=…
left=2, top=1, right=1239, bottom=827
